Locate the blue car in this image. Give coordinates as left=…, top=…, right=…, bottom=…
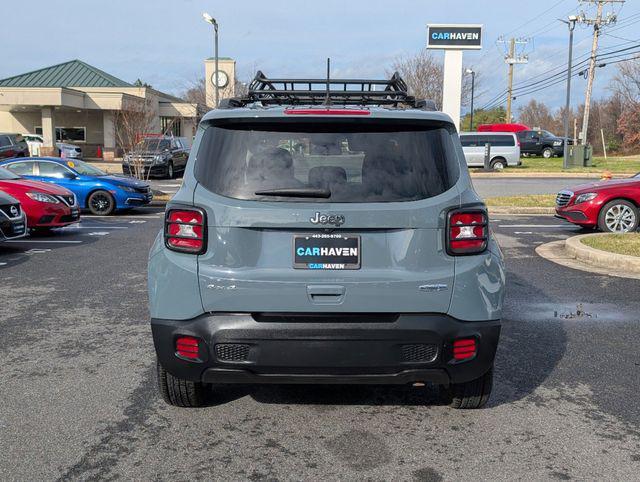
left=0, top=157, right=152, bottom=215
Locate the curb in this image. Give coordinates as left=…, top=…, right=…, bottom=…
left=535, top=239, right=640, bottom=280
left=488, top=206, right=555, bottom=215
left=565, top=233, right=640, bottom=272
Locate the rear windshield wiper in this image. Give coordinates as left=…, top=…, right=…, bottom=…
left=254, top=188, right=331, bottom=198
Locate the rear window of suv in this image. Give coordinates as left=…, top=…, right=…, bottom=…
left=195, top=119, right=459, bottom=203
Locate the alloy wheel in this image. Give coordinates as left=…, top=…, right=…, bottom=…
left=90, top=193, right=112, bottom=214
left=604, top=204, right=636, bottom=232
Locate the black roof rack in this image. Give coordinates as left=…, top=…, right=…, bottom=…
left=218, top=70, right=436, bottom=110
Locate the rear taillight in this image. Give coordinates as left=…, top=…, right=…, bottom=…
left=453, top=338, right=477, bottom=361
left=176, top=336, right=200, bottom=360
left=447, top=209, right=488, bottom=255
left=164, top=208, right=206, bottom=254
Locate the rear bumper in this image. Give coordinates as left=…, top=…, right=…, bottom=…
left=151, top=313, right=501, bottom=386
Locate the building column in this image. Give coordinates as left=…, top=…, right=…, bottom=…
left=40, top=107, right=57, bottom=157
left=103, top=111, right=116, bottom=161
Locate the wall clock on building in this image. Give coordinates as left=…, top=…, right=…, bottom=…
left=211, top=70, right=229, bottom=88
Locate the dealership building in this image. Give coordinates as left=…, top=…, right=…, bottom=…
left=0, top=59, right=200, bottom=159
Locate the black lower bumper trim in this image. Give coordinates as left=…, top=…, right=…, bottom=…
left=202, top=367, right=450, bottom=385
left=151, top=313, right=501, bottom=386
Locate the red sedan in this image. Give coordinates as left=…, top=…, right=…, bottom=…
left=0, top=166, right=80, bottom=231
left=555, top=174, right=640, bottom=233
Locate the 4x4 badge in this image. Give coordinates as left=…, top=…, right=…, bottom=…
left=310, top=212, right=345, bottom=227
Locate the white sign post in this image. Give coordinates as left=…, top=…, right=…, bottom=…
left=427, top=24, right=483, bottom=131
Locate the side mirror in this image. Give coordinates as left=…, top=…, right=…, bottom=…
left=63, top=171, right=77, bottom=180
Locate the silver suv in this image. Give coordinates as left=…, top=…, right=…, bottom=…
left=148, top=72, right=505, bottom=409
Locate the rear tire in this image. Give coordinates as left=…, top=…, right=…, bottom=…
left=156, top=360, right=206, bottom=407
left=490, top=158, right=507, bottom=171
left=447, top=367, right=493, bottom=409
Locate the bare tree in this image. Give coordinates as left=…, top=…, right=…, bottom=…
left=389, top=49, right=476, bottom=109
left=182, top=78, right=207, bottom=107
left=611, top=58, right=640, bottom=104
left=518, top=99, right=555, bottom=130
left=611, top=58, right=640, bottom=151
left=115, top=97, right=176, bottom=180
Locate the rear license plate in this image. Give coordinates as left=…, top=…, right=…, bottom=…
left=294, top=234, right=360, bottom=270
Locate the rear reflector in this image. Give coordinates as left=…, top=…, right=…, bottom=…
left=176, top=336, right=200, bottom=360
left=284, top=108, right=370, bottom=116
left=453, top=338, right=477, bottom=361
left=447, top=210, right=488, bottom=255
left=164, top=208, right=206, bottom=254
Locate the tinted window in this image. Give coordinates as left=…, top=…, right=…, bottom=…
left=460, top=136, right=473, bottom=147
left=137, top=139, right=170, bottom=151
left=38, top=162, right=71, bottom=178
left=0, top=136, right=11, bottom=147
left=195, top=120, right=459, bottom=203
left=5, top=161, right=35, bottom=175
left=486, top=135, right=515, bottom=147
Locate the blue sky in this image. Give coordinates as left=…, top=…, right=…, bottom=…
left=1, top=0, right=638, bottom=115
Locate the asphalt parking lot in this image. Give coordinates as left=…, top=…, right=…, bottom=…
left=1, top=209, right=640, bottom=480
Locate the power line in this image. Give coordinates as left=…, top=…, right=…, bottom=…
left=481, top=42, right=640, bottom=110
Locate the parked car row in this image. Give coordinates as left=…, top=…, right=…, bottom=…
left=1, top=133, right=83, bottom=160
left=0, top=158, right=152, bottom=233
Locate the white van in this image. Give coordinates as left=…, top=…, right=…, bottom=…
left=460, top=132, right=521, bottom=169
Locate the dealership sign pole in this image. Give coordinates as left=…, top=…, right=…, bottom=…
left=427, top=24, right=482, bottom=131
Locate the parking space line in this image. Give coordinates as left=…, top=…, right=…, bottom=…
left=82, top=215, right=161, bottom=219
left=498, top=224, right=575, bottom=228
left=62, top=225, right=129, bottom=230
left=5, top=240, right=83, bottom=244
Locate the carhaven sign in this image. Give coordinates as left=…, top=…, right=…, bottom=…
left=427, top=24, right=483, bottom=50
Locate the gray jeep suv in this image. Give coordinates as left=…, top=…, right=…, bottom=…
left=148, top=72, right=505, bottom=409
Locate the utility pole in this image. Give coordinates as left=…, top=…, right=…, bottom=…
left=498, top=37, right=529, bottom=123
left=506, top=38, right=515, bottom=123
left=561, top=16, right=578, bottom=169
left=577, top=0, right=623, bottom=144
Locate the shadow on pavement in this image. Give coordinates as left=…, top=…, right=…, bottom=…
left=490, top=270, right=568, bottom=407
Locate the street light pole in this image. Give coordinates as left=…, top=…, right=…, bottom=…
left=561, top=16, right=577, bottom=169
left=466, top=68, right=476, bottom=130
left=202, top=13, right=219, bottom=108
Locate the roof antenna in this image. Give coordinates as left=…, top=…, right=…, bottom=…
left=323, top=58, right=331, bottom=106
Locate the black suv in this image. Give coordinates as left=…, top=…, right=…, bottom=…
left=0, top=133, right=29, bottom=160
left=516, top=130, right=566, bottom=158
left=122, top=136, right=190, bottom=179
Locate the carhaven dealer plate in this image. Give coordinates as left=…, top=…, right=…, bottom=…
left=293, top=234, right=360, bottom=270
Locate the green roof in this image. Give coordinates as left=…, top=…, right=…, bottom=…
left=0, top=60, right=133, bottom=88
